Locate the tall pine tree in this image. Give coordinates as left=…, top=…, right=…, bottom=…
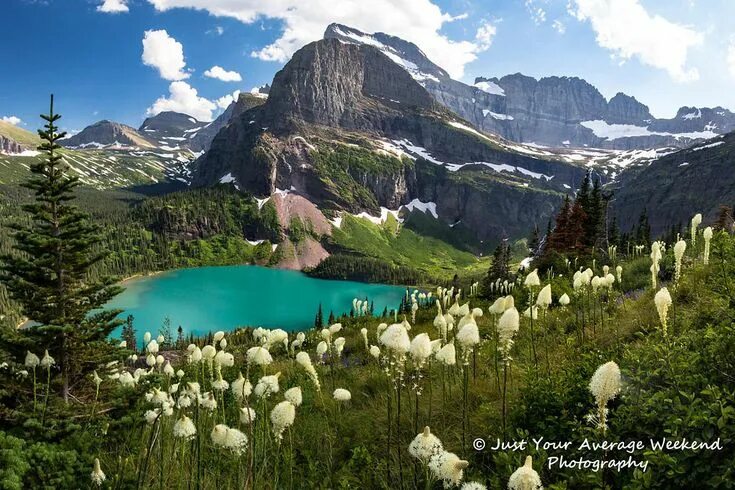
left=0, top=95, right=122, bottom=401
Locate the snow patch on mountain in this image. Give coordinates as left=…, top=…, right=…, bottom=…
left=474, top=81, right=505, bottom=96
left=581, top=120, right=719, bottom=141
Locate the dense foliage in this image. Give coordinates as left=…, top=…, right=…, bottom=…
left=1, top=206, right=733, bottom=488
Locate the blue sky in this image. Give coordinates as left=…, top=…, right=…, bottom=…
left=2, top=0, right=734, bottom=133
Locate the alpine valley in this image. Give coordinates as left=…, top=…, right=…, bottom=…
left=3, top=5, right=735, bottom=489
left=1, top=24, right=734, bottom=319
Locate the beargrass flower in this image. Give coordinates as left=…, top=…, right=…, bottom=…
left=524, top=269, right=540, bottom=288
left=691, top=213, right=702, bottom=245
left=24, top=351, right=40, bottom=368
left=333, top=388, right=351, bottom=402
left=295, top=352, right=320, bottom=391
left=408, top=426, right=443, bottom=463
left=231, top=373, right=252, bottom=400
left=214, top=350, right=234, bottom=367
left=380, top=324, right=411, bottom=356
left=240, top=407, right=256, bottom=425
left=173, top=415, right=197, bottom=440
left=461, top=483, right=486, bottom=490
left=285, top=386, right=303, bottom=407
left=589, top=361, right=621, bottom=433
left=410, top=333, right=432, bottom=366
left=91, top=458, right=106, bottom=487
left=270, top=401, right=296, bottom=440
left=247, top=346, right=273, bottom=366
left=429, top=451, right=468, bottom=488
left=536, top=284, right=552, bottom=308
left=703, top=226, right=713, bottom=264
left=39, top=350, right=54, bottom=368
left=435, top=341, right=456, bottom=366
left=654, top=287, right=672, bottom=337
left=508, top=455, right=542, bottom=490
left=254, top=373, right=281, bottom=398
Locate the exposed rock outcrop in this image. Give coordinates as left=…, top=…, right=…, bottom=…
left=0, top=135, right=24, bottom=154
left=194, top=37, right=587, bottom=247
left=324, top=23, right=735, bottom=150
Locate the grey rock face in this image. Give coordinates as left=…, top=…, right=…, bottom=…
left=194, top=38, right=588, bottom=245
left=325, top=24, right=735, bottom=150
left=0, top=135, right=24, bottom=154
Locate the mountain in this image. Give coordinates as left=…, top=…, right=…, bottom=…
left=61, top=120, right=157, bottom=149
left=0, top=121, right=41, bottom=154
left=189, top=93, right=268, bottom=152
left=139, top=111, right=209, bottom=148
left=325, top=23, right=735, bottom=150
left=611, top=133, right=735, bottom=235
left=193, top=37, right=588, bottom=248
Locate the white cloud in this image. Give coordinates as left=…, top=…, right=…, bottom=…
left=145, top=0, right=492, bottom=79
left=552, top=19, right=566, bottom=34
left=97, top=0, right=128, bottom=13
left=141, top=29, right=190, bottom=81
left=474, top=21, right=497, bottom=50
left=728, top=39, right=735, bottom=79
left=147, top=81, right=216, bottom=121
left=570, top=0, right=703, bottom=82
left=525, top=0, right=547, bottom=25
left=204, top=65, right=243, bottom=82
left=1, top=116, right=22, bottom=126
left=215, top=90, right=241, bottom=109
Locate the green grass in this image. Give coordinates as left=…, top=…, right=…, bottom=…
left=0, top=148, right=191, bottom=188
left=330, top=213, right=489, bottom=277
left=0, top=121, right=42, bottom=147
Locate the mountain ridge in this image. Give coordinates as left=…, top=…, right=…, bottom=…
left=324, top=23, right=735, bottom=150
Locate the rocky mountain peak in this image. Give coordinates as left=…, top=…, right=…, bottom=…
left=324, top=23, right=449, bottom=83
left=261, top=37, right=437, bottom=132
left=606, top=92, right=652, bottom=124
left=61, top=120, right=155, bottom=148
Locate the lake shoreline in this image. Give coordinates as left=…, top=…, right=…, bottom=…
left=120, top=270, right=164, bottom=284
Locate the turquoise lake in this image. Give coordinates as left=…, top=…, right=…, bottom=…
left=107, top=265, right=406, bottom=341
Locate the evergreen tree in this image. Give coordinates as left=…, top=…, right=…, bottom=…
left=328, top=311, right=335, bottom=324
left=634, top=208, right=651, bottom=245
left=314, top=303, right=324, bottom=328
left=608, top=216, right=620, bottom=248
left=715, top=205, right=733, bottom=231
left=528, top=224, right=540, bottom=256
left=546, top=195, right=571, bottom=252
left=577, top=171, right=592, bottom=212
left=0, top=95, right=122, bottom=400
left=121, top=314, right=137, bottom=352
left=177, top=325, right=184, bottom=348
left=481, top=239, right=511, bottom=297
left=585, top=176, right=604, bottom=248
left=160, top=316, right=173, bottom=348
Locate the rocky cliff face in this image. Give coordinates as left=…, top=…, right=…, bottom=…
left=0, top=135, right=24, bottom=154
left=194, top=37, right=588, bottom=245
left=61, top=120, right=156, bottom=148
left=325, top=23, right=735, bottom=150
left=189, top=93, right=267, bottom=152
left=611, top=133, right=735, bottom=235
